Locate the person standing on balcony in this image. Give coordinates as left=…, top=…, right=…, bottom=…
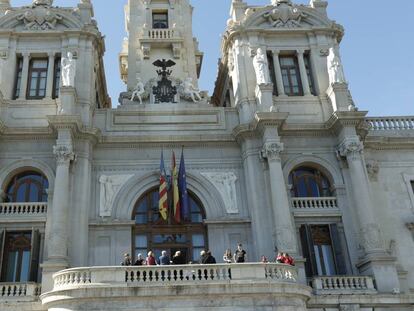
left=121, top=253, right=132, bottom=266
left=234, top=243, right=247, bottom=263
left=223, top=249, right=233, bottom=263
left=283, top=253, right=295, bottom=266
left=146, top=251, right=157, bottom=266
left=159, top=250, right=171, bottom=265
left=204, top=251, right=216, bottom=264
left=134, top=253, right=145, bottom=266
left=172, top=251, right=186, bottom=264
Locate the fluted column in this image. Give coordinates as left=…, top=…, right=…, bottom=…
left=261, top=141, right=298, bottom=254
left=337, top=138, right=385, bottom=254
left=296, top=49, right=311, bottom=96
left=18, top=52, right=30, bottom=100
left=271, top=50, right=286, bottom=97
left=48, top=144, right=75, bottom=261
left=46, top=52, right=55, bottom=99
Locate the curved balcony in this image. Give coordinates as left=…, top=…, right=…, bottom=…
left=41, top=263, right=311, bottom=310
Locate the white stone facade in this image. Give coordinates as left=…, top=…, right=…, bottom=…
left=0, top=0, right=413, bottom=310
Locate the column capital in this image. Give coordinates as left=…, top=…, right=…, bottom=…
left=337, top=137, right=363, bottom=160
left=47, top=51, right=56, bottom=57
left=261, top=141, right=284, bottom=161
left=22, top=52, right=31, bottom=58
left=53, top=145, right=75, bottom=165
left=271, top=49, right=281, bottom=55
left=296, top=49, right=305, bottom=55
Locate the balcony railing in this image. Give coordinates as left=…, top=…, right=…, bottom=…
left=146, top=28, right=177, bottom=40
left=0, top=283, right=41, bottom=300
left=366, top=117, right=414, bottom=131
left=291, top=197, right=338, bottom=210
left=52, top=263, right=298, bottom=291
left=312, top=276, right=376, bottom=295
left=0, top=202, right=47, bottom=216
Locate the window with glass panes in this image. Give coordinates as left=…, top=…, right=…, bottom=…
left=304, top=54, right=316, bottom=95
left=289, top=167, right=332, bottom=198
left=5, top=171, right=49, bottom=203
left=133, top=188, right=207, bottom=264
left=280, top=56, right=303, bottom=96
left=52, top=57, right=61, bottom=99
left=13, top=57, right=23, bottom=99
left=0, top=230, right=41, bottom=283
left=27, top=59, right=48, bottom=99
left=299, top=224, right=349, bottom=277
left=152, top=11, right=168, bottom=29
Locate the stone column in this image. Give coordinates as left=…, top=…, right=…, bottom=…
left=271, top=50, right=286, bottom=97
left=48, top=143, right=75, bottom=261
left=18, top=52, right=30, bottom=100
left=296, top=49, right=311, bottom=96
left=46, top=52, right=55, bottom=99
left=338, top=137, right=400, bottom=292
left=261, top=140, right=298, bottom=255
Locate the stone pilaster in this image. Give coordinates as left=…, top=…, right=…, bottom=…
left=271, top=50, right=286, bottom=97
left=59, top=86, right=77, bottom=115
left=18, top=52, right=30, bottom=100
left=327, top=82, right=351, bottom=112
left=46, top=52, right=56, bottom=99
left=337, top=136, right=400, bottom=292
left=296, top=49, right=311, bottom=96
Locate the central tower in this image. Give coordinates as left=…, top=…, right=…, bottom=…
left=119, top=0, right=204, bottom=105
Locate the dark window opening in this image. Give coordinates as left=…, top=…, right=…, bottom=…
left=133, top=188, right=207, bottom=264
left=280, top=55, right=303, bottom=96
left=152, top=12, right=168, bottom=29
left=304, top=54, right=316, bottom=95
left=267, top=51, right=278, bottom=96
left=289, top=167, right=332, bottom=198
left=52, top=57, right=61, bottom=99
left=300, top=224, right=348, bottom=278
left=27, top=59, right=48, bottom=99
left=13, top=57, right=23, bottom=99
left=5, top=171, right=49, bottom=203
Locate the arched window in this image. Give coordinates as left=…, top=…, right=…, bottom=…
left=5, top=171, right=49, bottom=203
left=289, top=167, right=332, bottom=197
left=133, top=188, right=207, bottom=264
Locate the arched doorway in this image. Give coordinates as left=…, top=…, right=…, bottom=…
left=132, top=188, right=207, bottom=263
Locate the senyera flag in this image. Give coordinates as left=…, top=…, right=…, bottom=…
left=178, top=148, right=190, bottom=221
left=159, top=150, right=168, bottom=221
left=171, top=151, right=181, bottom=223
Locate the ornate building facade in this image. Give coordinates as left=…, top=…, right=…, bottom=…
left=0, top=0, right=413, bottom=310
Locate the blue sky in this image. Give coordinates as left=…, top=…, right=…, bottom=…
left=13, top=0, right=414, bottom=115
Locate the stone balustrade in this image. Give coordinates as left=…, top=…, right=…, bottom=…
left=0, top=202, right=47, bottom=216
left=147, top=28, right=176, bottom=39
left=312, top=276, right=377, bottom=295
left=0, top=283, right=41, bottom=300
left=291, top=197, right=338, bottom=210
left=52, top=263, right=298, bottom=290
left=367, top=117, right=414, bottom=131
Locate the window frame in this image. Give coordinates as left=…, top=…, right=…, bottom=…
left=403, top=174, right=414, bottom=211
left=304, top=53, right=316, bottom=95
left=289, top=167, right=332, bottom=198
left=5, top=171, right=49, bottom=203
left=152, top=11, right=169, bottom=29
left=132, top=188, right=208, bottom=263
left=13, top=57, right=24, bottom=100
left=27, top=58, right=49, bottom=100
left=280, top=55, right=303, bottom=96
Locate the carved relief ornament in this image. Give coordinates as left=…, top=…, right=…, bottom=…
left=261, top=142, right=284, bottom=161
left=275, top=226, right=295, bottom=252
left=360, top=224, right=384, bottom=252
left=264, top=0, right=306, bottom=28
left=53, top=145, right=75, bottom=165
left=17, top=4, right=63, bottom=30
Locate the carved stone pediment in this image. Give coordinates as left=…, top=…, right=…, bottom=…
left=17, top=5, right=62, bottom=30
left=264, top=1, right=306, bottom=28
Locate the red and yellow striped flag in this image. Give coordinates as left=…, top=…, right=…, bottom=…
left=159, top=150, right=168, bottom=221
left=171, top=151, right=181, bottom=223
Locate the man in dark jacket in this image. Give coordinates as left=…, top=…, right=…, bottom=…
left=159, top=250, right=171, bottom=265
left=204, top=251, right=216, bottom=264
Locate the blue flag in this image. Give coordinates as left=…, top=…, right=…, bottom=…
left=178, top=148, right=190, bottom=220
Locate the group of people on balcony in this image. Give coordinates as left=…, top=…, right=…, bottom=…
left=121, top=243, right=294, bottom=267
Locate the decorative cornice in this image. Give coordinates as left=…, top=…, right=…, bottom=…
left=47, top=115, right=101, bottom=144
left=326, top=111, right=368, bottom=135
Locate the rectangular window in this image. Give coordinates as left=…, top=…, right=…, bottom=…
left=27, top=59, right=48, bottom=99
left=300, top=224, right=348, bottom=278
left=152, top=12, right=168, bottom=29
left=267, top=51, right=278, bottom=96
left=304, top=54, right=316, bottom=95
left=0, top=230, right=40, bottom=283
left=52, top=57, right=61, bottom=99
left=280, top=56, right=303, bottom=96
left=411, top=181, right=414, bottom=193
left=13, top=57, right=23, bottom=99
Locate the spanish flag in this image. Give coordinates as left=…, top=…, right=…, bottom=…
left=171, top=151, right=181, bottom=223
left=159, top=150, right=168, bottom=221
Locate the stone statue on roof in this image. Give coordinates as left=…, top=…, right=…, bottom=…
left=32, top=0, right=53, bottom=6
